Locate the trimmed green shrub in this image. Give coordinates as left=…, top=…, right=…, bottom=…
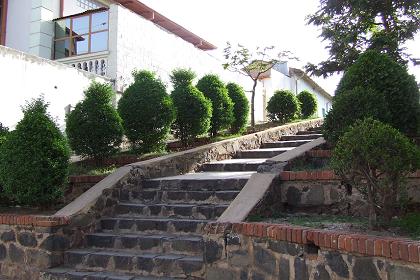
left=267, top=90, right=300, bottom=123
left=323, top=86, right=392, bottom=144
left=196, top=74, right=234, bottom=136
left=227, top=82, right=249, bottom=133
left=118, top=70, right=175, bottom=153
left=66, top=82, right=123, bottom=159
left=170, top=69, right=212, bottom=146
left=331, top=118, right=420, bottom=228
left=297, top=90, right=317, bottom=118
left=0, top=99, right=70, bottom=206
left=335, top=50, right=420, bottom=135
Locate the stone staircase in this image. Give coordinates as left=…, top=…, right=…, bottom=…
left=42, top=129, right=322, bottom=280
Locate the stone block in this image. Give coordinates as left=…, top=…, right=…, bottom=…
left=294, top=257, right=309, bottom=280
left=325, top=251, right=349, bottom=278
left=278, top=257, right=290, bottom=280
left=17, top=232, right=37, bottom=248
left=40, top=235, right=70, bottom=251
left=1, top=231, right=16, bottom=242
left=204, top=240, right=223, bottom=263
left=387, top=264, right=420, bottom=280
left=206, top=267, right=236, bottom=280
left=353, top=257, right=380, bottom=280
left=9, top=244, right=24, bottom=263
left=253, top=246, right=277, bottom=275
left=0, top=244, right=6, bottom=260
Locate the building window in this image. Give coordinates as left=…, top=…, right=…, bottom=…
left=0, top=0, right=7, bottom=45
left=77, top=0, right=101, bottom=10
left=53, top=9, right=108, bottom=59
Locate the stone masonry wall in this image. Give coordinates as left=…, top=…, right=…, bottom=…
left=204, top=223, right=420, bottom=280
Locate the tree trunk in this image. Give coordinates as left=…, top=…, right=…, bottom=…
left=251, top=79, right=257, bottom=129
left=366, top=184, right=377, bottom=229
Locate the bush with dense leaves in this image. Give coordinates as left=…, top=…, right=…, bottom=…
left=66, top=82, right=123, bottom=159
left=297, top=90, right=317, bottom=118
left=196, top=74, right=233, bottom=136
left=226, top=82, right=249, bottom=133
left=323, top=86, right=391, bottom=143
left=170, top=69, right=212, bottom=146
left=267, top=90, right=300, bottom=123
left=118, top=70, right=175, bottom=153
left=331, top=118, right=420, bottom=228
left=0, top=99, right=70, bottom=206
left=334, top=50, right=420, bottom=136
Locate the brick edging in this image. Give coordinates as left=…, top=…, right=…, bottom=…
left=69, top=175, right=107, bottom=184
left=0, top=214, right=70, bottom=227
left=205, top=222, right=420, bottom=264
left=306, top=150, right=332, bottom=158
left=280, top=170, right=420, bottom=181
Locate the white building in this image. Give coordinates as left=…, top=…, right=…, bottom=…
left=0, top=0, right=332, bottom=127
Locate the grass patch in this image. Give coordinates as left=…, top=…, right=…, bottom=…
left=391, top=213, right=420, bottom=239
left=68, top=163, right=117, bottom=176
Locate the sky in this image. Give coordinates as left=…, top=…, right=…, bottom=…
left=140, top=0, right=420, bottom=95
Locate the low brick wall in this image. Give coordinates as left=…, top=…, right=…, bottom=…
left=204, top=222, right=420, bottom=280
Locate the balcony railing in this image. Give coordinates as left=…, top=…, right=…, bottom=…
left=56, top=51, right=109, bottom=76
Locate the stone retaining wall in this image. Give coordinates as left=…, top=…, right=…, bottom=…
left=204, top=222, right=420, bottom=280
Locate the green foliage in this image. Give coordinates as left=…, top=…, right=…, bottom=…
left=306, top=0, right=420, bottom=77
left=0, top=99, right=70, bottom=206
left=170, top=69, right=212, bottom=146
left=267, top=90, right=300, bottom=123
left=334, top=51, right=420, bottom=137
left=66, top=82, right=123, bottom=159
left=226, top=82, right=249, bottom=133
left=118, top=70, right=175, bottom=153
left=392, top=213, right=420, bottom=239
left=323, top=86, right=392, bottom=144
left=331, top=118, right=420, bottom=228
left=196, top=74, right=233, bottom=136
left=297, top=90, right=317, bottom=118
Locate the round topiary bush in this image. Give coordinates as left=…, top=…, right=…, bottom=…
left=335, top=50, right=420, bottom=136
left=66, top=82, right=123, bottom=159
left=0, top=99, right=70, bottom=206
left=267, top=90, right=300, bottom=123
left=170, top=69, right=212, bottom=147
left=226, top=82, right=249, bottom=134
left=196, top=74, right=234, bottom=136
left=323, top=86, right=392, bottom=144
left=118, top=70, right=175, bottom=153
left=297, top=90, right=317, bottom=119
left=331, top=118, right=420, bottom=228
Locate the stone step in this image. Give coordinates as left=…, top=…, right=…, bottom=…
left=118, top=190, right=240, bottom=204
left=86, top=232, right=203, bottom=255
left=142, top=172, right=254, bottom=191
left=101, top=217, right=209, bottom=234
left=261, top=140, right=311, bottom=148
left=236, top=147, right=294, bottom=159
left=281, top=134, right=322, bottom=141
left=42, top=267, right=178, bottom=279
left=115, top=202, right=228, bottom=220
left=296, top=129, right=322, bottom=135
left=200, top=158, right=267, bottom=172
left=62, top=249, right=203, bottom=278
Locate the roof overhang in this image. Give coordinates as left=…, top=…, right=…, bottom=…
left=113, top=0, right=217, bottom=51
left=289, top=68, right=333, bottom=100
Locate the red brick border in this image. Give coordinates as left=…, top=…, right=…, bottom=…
left=306, top=150, right=332, bottom=158
left=205, top=222, right=420, bottom=264
left=280, top=170, right=420, bottom=181
left=69, top=175, right=107, bottom=184
left=0, top=214, right=70, bottom=227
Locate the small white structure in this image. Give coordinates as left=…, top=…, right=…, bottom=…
left=0, top=0, right=332, bottom=127
left=249, top=63, right=333, bottom=123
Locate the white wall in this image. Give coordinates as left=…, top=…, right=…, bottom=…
left=0, top=46, right=108, bottom=129
left=111, top=4, right=241, bottom=92
left=5, top=0, right=32, bottom=53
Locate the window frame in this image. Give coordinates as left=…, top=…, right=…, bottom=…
left=53, top=8, right=109, bottom=59
left=0, top=0, right=8, bottom=45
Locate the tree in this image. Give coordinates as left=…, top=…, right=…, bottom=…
left=118, top=70, right=175, bottom=153
left=297, top=90, right=317, bottom=118
left=331, top=118, right=420, bottom=228
left=170, top=69, right=212, bottom=146
left=333, top=51, right=420, bottom=137
left=66, top=82, right=124, bottom=160
left=223, top=43, right=297, bottom=128
left=226, top=82, right=249, bottom=134
left=306, top=0, right=420, bottom=77
left=0, top=98, right=70, bottom=206
left=267, top=90, right=301, bottom=124
left=196, top=74, right=233, bottom=136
